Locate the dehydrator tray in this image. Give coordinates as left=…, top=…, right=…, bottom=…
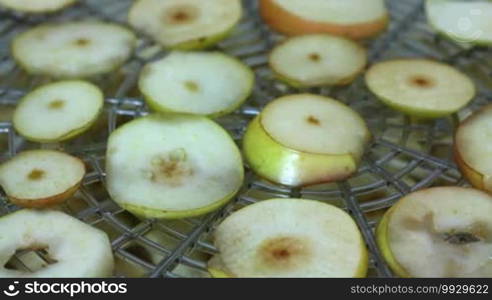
left=0, top=0, right=491, bottom=278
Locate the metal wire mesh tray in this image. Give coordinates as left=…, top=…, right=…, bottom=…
left=1, top=0, right=491, bottom=278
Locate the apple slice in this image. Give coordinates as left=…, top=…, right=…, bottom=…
left=0, top=0, right=76, bottom=13
left=106, top=114, right=244, bottom=219
left=0, top=209, right=113, bottom=277
left=128, top=0, right=242, bottom=50
left=365, top=59, right=476, bottom=118
left=243, top=94, right=371, bottom=187
left=455, top=104, right=492, bottom=193
left=259, top=0, right=389, bottom=39
left=13, top=81, right=104, bottom=142
left=12, top=21, right=136, bottom=78
left=139, top=52, right=254, bottom=117
left=426, top=0, right=492, bottom=45
left=269, top=34, right=367, bottom=88
left=0, top=150, right=85, bottom=208
left=376, top=187, right=492, bottom=277
left=209, top=198, right=368, bottom=278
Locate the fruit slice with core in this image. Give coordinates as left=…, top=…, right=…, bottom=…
left=128, top=0, right=242, bottom=50
left=0, top=209, right=113, bottom=277
left=426, top=0, right=492, bottom=45
left=259, top=0, right=389, bottom=39
left=269, top=34, right=367, bottom=87
left=376, top=187, right=492, bottom=277
left=0, top=0, right=76, bottom=13
left=139, top=52, right=254, bottom=117
left=0, top=150, right=85, bottom=208
left=13, top=81, right=104, bottom=142
left=12, top=21, right=136, bottom=78
left=365, top=59, right=475, bottom=118
left=243, top=94, right=371, bottom=187
left=455, top=104, right=492, bottom=193
left=210, top=198, right=368, bottom=278
left=106, top=114, right=244, bottom=219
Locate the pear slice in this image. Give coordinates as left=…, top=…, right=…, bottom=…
left=365, top=59, right=476, bottom=118
left=207, top=255, right=231, bottom=278
left=106, top=114, right=244, bottom=219
left=128, top=0, right=242, bottom=50
left=259, top=0, right=389, bottom=39
left=243, top=94, right=371, bottom=187
left=12, top=21, right=136, bottom=78
left=210, top=198, right=368, bottom=278
left=0, top=0, right=76, bottom=13
left=377, top=187, right=492, bottom=277
left=0, top=150, right=85, bottom=208
left=13, top=81, right=104, bottom=142
left=426, top=0, right=492, bottom=45
left=455, top=104, right=492, bottom=193
left=269, top=34, right=367, bottom=88
left=139, top=52, right=254, bottom=117
left=0, top=209, right=113, bottom=277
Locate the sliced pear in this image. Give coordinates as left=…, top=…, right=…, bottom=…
left=243, top=94, right=371, bottom=187
left=0, top=209, right=113, bottom=277
left=455, top=104, right=492, bottom=193
left=13, top=81, right=103, bottom=142
left=259, top=0, right=388, bottom=39
left=128, top=0, right=242, bottom=50
left=365, top=59, right=476, bottom=118
left=208, top=255, right=231, bottom=278
left=210, top=198, right=368, bottom=278
left=426, top=0, right=492, bottom=45
left=0, top=150, right=85, bottom=208
left=269, top=34, right=367, bottom=88
left=139, top=52, right=254, bottom=117
left=106, top=114, right=244, bottom=219
left=12, top=21, right=136, bottom=78
left=376, top=187, right=492, bottom=277
left=0, top=0, right=76, bottom=13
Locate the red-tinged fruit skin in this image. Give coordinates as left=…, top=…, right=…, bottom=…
left=259, top=0, right=389, bottom=39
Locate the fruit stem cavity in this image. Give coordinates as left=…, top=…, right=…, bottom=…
left=145, top=148, right=193, bottom=186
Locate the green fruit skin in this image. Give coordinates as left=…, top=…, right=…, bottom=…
left=0, top=0, right=76, bottom=14
left=208, top=267, right=232, bottom=278
left=375, top=206, right=410, bottom=277
left=169, top=27, right=237, bottom=51
left=119, top=187, right=240, bottom=220
left=142, top=55, right=255, bottom=119
left=14, top=112, right=102, bottom=143
left=243, top=116, right=359, bottom=187
left=274, top=70, right=362, bottom=89
left=374, top=94, right=473, bottom=119
left=12, top=80, right=104, bottom=143
left=145, top=93, right=250, bottom=119
left=356, top=241, right=370, bottom=278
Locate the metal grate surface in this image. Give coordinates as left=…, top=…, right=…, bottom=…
left=0, top=0, right=491, bottom=278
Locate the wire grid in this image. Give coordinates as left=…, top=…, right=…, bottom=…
left=0, top=0, right=490, bottom=277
